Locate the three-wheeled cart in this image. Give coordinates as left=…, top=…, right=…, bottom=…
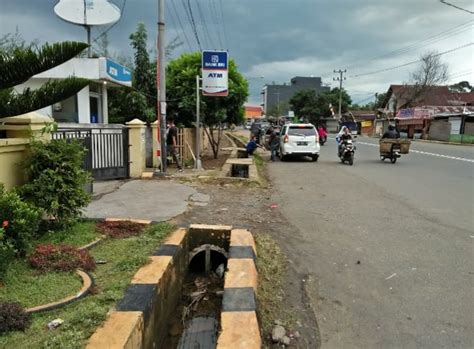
left=379, top=139, right=411, bottom=163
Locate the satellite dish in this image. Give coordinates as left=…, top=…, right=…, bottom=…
left=54, top=0, right=121, bottom=26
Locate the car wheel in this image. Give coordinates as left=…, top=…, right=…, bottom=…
left=312, top=154, right=319, bottom=162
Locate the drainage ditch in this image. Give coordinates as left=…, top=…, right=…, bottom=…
left=231, top=164, right=249, bottom=178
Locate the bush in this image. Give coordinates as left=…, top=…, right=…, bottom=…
left=0, top=185, right=41, bottom=257
left=0, top=302, right=32, bottom=333
left=29, top=244, right=96, bottom=273
left=19, top=139, right=91, bottom=228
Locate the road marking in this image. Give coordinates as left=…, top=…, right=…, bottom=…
left=353, top=140, right=474, bottom=163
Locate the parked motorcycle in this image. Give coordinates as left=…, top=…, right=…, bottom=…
left=339, top=139, right=356, bottom=165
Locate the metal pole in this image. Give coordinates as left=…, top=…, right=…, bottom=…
left=157, top=0, right=167, bottom=172
left=86, top=26, right=92, bottom=57
left=195, top=75, right=203, bottom=170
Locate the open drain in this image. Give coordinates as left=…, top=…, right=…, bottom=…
left=231, top=164, right=249, bottom=178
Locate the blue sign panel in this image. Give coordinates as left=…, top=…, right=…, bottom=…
left=105, top=59, right=132, bottom=84
left=202, top=50, right=228, bottom=96
left=202, top=51, right=228, bottom=70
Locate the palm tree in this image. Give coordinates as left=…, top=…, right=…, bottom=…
left=0, top=42, right=90, bottom=118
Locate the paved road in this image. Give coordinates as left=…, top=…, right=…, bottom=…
left=268, top=137, right=473, bottom=348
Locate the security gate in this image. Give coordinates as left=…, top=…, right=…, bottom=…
left=53, top=126, right=129, bottom=180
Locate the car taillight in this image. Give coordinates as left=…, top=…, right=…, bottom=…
left=315, top=130, right=319, bottom=142
left=284, top=135, right=288, bottom=143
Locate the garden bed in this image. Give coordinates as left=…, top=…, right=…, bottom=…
left=0, top=221, right=174, bottom=349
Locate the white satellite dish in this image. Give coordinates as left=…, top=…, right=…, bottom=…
left=54, top=0, right=121, bottom=26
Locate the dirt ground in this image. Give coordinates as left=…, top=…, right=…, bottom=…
left=173, top=178, right=320, bottom=348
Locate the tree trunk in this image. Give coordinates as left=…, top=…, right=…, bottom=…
left=203, top=124, right=225, bottom=159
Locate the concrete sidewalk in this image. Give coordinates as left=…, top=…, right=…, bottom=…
left=83, top=179, right=210, bottom=222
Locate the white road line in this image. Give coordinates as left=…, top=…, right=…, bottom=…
left=329, top=138, right=474, bottom=163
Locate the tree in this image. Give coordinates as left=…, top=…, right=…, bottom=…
left=0, top=28, right=39, bottom=54
left=130, top=22, right=154, bottom=104
left=166, top=52, right=248, bottom=159
left=289, top=90, right=319, bottom=121
left=396, top=51, right=449, bottom=109
left=0, top=42, right=89, bottom=118
left=449, top=80, right=473, bottom=93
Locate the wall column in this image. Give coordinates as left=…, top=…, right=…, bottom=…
left=151, top=120, right=161, bottom=168
left=126, top=119, right=146, bottom=178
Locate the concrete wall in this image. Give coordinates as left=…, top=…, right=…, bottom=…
left=0, top=139, right=30, bottom=190
left=0, top=113, right=53, bottom=190
left=429, top=120, right=451, bottom=142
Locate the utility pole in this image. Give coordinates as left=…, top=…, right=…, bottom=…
left=156, top=0, right=167, bottom=172
left=333, top=69, right=347, bottom=120
left=195, top=75, right=203, bottom=170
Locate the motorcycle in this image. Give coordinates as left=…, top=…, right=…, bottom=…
left=379, top=139, right=411, bottom=164
left=339, top=139, right=356, bottom=165
left=319, top=135, right=327, bottom=146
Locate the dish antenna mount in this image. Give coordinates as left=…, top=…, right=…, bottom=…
left=54, top=0, right=121, bottom=57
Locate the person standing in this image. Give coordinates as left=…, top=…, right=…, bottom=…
left=268, top=126, right=280, bottom=161
left=166, top=118, right=183, bottom=172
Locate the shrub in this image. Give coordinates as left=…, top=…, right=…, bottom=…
left=19, top=139, right=91, bottom=229
left=0, top=302, right=32, bottom=333
left=29, top=244, right=96, bottom=273
left=0, top=185, right=41, bottom=257
left=96, top=221, right=146, bottom=238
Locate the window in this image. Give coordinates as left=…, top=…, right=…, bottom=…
left=288, top=126, right=315, bottom=136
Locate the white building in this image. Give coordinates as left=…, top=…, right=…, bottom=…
left=15, top=57, right=132, bottom=124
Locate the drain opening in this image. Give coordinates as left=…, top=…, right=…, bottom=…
left=231, top=164, right=249, bottom=178
left=189, top=245, right=228, bottom=274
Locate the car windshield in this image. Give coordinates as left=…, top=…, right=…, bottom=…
left=288, top=126, right=315, bottom=136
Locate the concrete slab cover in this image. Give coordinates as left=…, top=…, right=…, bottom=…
left=83, top=180, right=197, bottom=221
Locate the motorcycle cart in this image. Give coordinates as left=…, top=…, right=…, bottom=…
left=379, top=139, right=411, bottom=163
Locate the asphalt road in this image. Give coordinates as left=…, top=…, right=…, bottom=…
left=268, top=137, right=473, bottom=348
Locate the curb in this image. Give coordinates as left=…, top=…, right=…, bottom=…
left=217, top=228, right=261, bottom=349
left=26, top=270, right=95, bottom=314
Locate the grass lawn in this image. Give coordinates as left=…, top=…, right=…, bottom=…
left=0, top=222, right=174, bottom=349
left=37, top=221, right=100, bottom=247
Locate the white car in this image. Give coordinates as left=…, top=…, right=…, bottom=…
left=279, top=123, right=320, bottom=161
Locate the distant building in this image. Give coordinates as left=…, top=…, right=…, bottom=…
left=261, top=76, right=330, bottom=117
left=244, top=105, right=263, bottom=120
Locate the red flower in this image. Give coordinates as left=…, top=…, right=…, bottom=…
left=2, top=221, right=8, bottom=229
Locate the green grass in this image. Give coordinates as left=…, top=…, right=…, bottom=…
left=37, top=221, right=100, bottom=248
left=0, top=222, right=174, bottom=349
left=0, top=260, right=82, bottom=308
left=255, top=233, right=294, bottom=336
left=252, top=153, right=268, bottom=187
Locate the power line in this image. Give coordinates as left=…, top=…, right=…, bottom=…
left=209, top=0, right=224, bottom=48
left=167, top=0, right=193, bottom=51
left=440, top=0, right=474, bottom=14
left=183, top=0, right=202, bottom=50
left=346, top=20, right=473, bottom=70
left=350, top=42, right=474, bottom=78
left=218, top=0, right=228, bottom=48
left=195, top=0, right=215, bottom=48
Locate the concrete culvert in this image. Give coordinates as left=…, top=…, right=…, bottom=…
left=189, top=245, right=228, bottom=274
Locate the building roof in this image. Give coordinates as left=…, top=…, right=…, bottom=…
left=383, top=85, right=474, bottom=109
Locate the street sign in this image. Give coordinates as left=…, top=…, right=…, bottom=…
left=202, top=50, right=228, bottom=96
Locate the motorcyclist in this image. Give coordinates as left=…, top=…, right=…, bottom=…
left=337, top=126, right=353, bottom=156
left=317, top=125, right=328, bottom=142
left=381, top=124, right=400, bottom=139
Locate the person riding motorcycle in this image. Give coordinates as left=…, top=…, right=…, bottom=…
left=381, top=124, right=400, bottom=139
left=337, top=126, right=353, bottom=157
left=318, top=125, right=328, bottom=143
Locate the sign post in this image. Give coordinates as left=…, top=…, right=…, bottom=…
left=196, top=50, right=229, bottom=170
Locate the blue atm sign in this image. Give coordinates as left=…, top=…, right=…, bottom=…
left=202, top=50, right=228, bottom=96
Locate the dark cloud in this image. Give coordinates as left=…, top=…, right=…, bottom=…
left=1, top=0, right=472, bottom=104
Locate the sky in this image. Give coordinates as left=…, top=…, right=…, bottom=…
left=1, top=0, right=473, bottom=106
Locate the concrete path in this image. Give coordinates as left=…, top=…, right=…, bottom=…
left=84, top=179, right=208, bottom=222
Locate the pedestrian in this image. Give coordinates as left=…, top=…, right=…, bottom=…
left=250, top=120, right=261, bottom=144
left=246, top=135, right=265, bottom=156
left=166, top=118, right=183, bottom=172
left=268, top=126, right=280, bottom=161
